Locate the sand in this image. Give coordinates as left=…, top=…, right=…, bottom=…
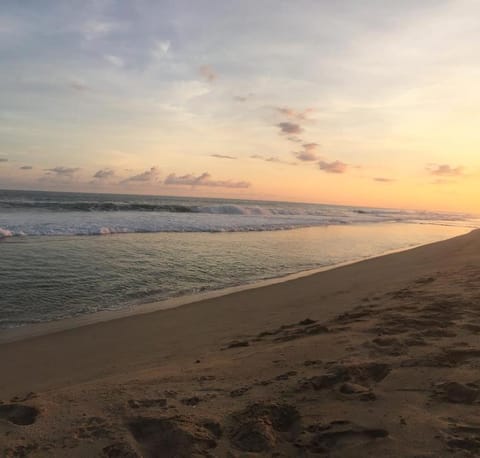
left=1, top=229, right=480, bottom=457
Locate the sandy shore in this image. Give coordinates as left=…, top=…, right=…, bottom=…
left=2, top=229, right=480, bottom=457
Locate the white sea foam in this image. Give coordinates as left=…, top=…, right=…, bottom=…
left=0, top=190, right=478, bottom=237
left=0, top=227, right=13, bottom=237
left=0, top=210, right=477, bottom=238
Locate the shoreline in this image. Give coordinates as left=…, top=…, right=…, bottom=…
left=0, top=230, right=471, bottom=344
left=2, top=229, right=480, bottom=456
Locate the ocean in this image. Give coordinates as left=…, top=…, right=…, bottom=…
left=0, top=189, right=477, bottom=329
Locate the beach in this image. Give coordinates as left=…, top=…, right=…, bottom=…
left=4, top=1, right=480, bottom=456
left=1, top=229, right=480, bottom=456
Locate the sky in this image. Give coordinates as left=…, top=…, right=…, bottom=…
left=1, top=0, right=480, bottom=212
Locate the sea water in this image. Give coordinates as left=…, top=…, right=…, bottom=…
left=0, top=190, right=477, bottom=328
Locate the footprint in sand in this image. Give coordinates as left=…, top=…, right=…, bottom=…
left=76, top=417, right=113, bottom=440
left=433, top=381, right=480, bottom=404
left=228, top=402, right=300, bottom=453
left=128, top=416, right=220, bottom=458
left=304, top=420, right=388, bottom=454
left=9, top=392, right=37, bottom=403
left=102, top=441, right=139, bottom=457
left=365, top=336, right=407, bottom=356
left=444, top=422, right=480, bottom=454
left=300, top=362, right=391, bottom=391
left=462, top=323, right=480, bottom=334
left=255, top=319, right=329, bottom=344
left=180, top=396, right=202, bottom=406
left=402, top=347, right=480, bottom=368
left=333, top=307, right=376, bottom=325
left=225, top=340, right=250, bottom=349
left=128, top=398, right=168, bottom=409
left=230, top=386, right=251, bottom=398
left=0, top=404, right=39, bottom=426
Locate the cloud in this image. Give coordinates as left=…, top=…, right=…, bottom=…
left=319, top=160, right=348, bottom=174
left=275, top=107, right=314, bottom=121
left=233, top=93, right=253, bottom=102
left=121, top=167, right=160, bottom=184
left=69, top=80, right=89, bottom=92
left=45, top=166, right=80, bottom=177
left=152, top=40, right=171, bottom=59
left=165, top=172, right=250, bottom=188
left=427, top=164, right=464, bottom=177
left=373, top=177, right=395, bottom=183
left=0, top=157, right=7, bottom=162
left=287, top=136, right=303, bottom=143
left=104, top=54, right=124, bottom=68
left=211, top=154, right=237, bottom=160
left=19, top=165, right=33, bottom=170
left=295, top=151, right=318, bottom=161
left=250, top=154, right=296, bottom=166
left=277, top=122, right=303, bottom=135
left=199, top=65, right=217, bottom=82
left=93, top=168, right=116, bottom=180
left=82, top=20, right=119, bottom=40
left=294, top=143, right=319, bottom=161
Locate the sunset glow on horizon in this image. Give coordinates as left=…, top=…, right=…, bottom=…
left=1, top=1, right=480, bottom=213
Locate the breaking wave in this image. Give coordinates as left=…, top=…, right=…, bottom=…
left=0, top=190, right=477, bottom=238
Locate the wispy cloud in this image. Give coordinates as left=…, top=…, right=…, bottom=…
left=69, top=80, right=89, bottom=92
left=250, top=154, right=296, bottom=166
left=152, top=40, right=171, bottom=59
left=199, top=65, right=217, bottom=83
left=0, top=157, right=8, bottom=162
left=427, top=164, right=464, bottom=177
left=45, top=166, right=80, bottom=177
left=93, top=168, right=116, bottom=180
left=121, top=167, right=160, bottom=184
left=287, top=136, right=302, bottom=143
left=275, top=107, right=314, bottom=121
left=233, top=93, right=253, bottom=102
left=319, top=160, right=347, bottom=174
left=104, top=54, right=124, bottom=68
left=277, top=122, right=303, bottom=135
left=19, top=165, right=33, bottom=170
left=211, top=154, right=237, bottom=160
left=373, top=177, right=395, bottom=183
left=165, top=172, right=250, bottom=188
left=82, top=20, right=119, bottom=40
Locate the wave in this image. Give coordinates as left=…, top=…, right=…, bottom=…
left=0, top=200, right=196, bottom=213
left=1, top=191, right=477, bottom=238
left=0, top=199, right=473, bottom=222
left=0, top=200, right=340, bottom=216
left=0, top=217, right=477, bottom=239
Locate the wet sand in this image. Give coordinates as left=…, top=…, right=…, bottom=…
left=1, top=229, right=480, bottom=457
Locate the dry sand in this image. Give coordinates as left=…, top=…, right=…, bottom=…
left=2, top=229, right=480, bottom=457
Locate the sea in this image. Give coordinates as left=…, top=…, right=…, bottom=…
left=0, top=189, right=478, bottom=330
